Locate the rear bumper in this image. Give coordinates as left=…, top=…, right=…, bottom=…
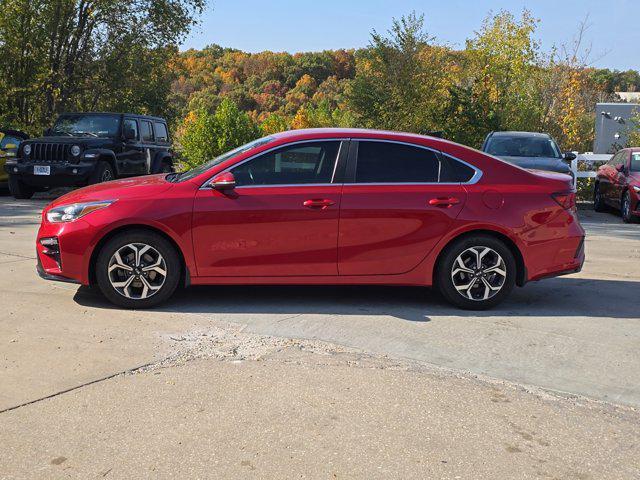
left=5, top=159, right=95, bottom=186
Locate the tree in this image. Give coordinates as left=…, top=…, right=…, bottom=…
left=449, top=10, right=543, bottom=146
left=178, top=98, right=260, bottom=168
left=348, top=12, right=451, bottom=134
left=0, top=0, right=205, bottom=132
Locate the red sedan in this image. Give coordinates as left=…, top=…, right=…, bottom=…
left=36, top=128, right=585, bottom=310
left=594, top=147, right=640, bottom=223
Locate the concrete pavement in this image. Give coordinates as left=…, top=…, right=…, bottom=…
left=0, top=197, right=639, bottom=478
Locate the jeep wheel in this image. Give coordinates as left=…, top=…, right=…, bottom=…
left=89, top=161, right=115, bottom=185
left=160, top=160, right=174, bottom=173
left=8, top=175, right=35, bottom=199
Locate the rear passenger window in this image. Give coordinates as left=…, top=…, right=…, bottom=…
left=440, top=155, right=477, bottom=183
left=154, top=122, right=168, bottom=143
left=355, top=141, right=440, bottom=183
left=140, top=121, right=154, bottom=142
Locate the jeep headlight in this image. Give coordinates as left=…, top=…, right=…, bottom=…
left=70, top=145, right=81, bottom=157
left=23, top=144, right=31, bottom=156
left=46, top=200, right=116, bottom=223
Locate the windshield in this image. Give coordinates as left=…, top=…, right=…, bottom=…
left=485, top=135, right=561, bottom=158
left=173, top=136, right=276, bottom=182
left=51, top=114, right=121, bottom=138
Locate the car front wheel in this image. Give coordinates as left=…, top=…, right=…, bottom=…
left=622, top=190, right=639, bottom=223
left=593, top=183, right=606, bottom=212
left=95, top=230, right=181, bottom=308
left=437, top=235, right=516, bottom=310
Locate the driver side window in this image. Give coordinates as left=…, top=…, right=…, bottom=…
left=231, top=141, right=340, bottom=186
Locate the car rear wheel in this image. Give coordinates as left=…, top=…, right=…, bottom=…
left=593, top=183, right=606, bottom=212
left=8, top=175, right=35, bottom=199
left=622, top=190, right=639, bottom=223
left=436, top=235, right=516, bottom=310
left=95, top=230, right=181, bottom=308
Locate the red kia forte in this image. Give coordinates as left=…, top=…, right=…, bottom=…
left=36, top=129, right=585, bottom=310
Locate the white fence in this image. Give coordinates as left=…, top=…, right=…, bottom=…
left=570, top=153, right=611, bottom=188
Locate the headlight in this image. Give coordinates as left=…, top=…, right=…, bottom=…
left=70, top=145, right=81, bottom=156
left=23, top=144, right=31, bottom=156
left=46, top=200, right=116, bottom=223
left=633, top=186, right=640, bottom=193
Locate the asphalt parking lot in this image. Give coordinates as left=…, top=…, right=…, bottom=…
left=1, top=196, right=639, bottom=479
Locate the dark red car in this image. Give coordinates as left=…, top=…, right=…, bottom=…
left=594, top=147, right=640, bottom=223
left=36, top=128, right=585, bottom=310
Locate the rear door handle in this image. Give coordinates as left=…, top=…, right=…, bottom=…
left=428, top=197, right=461, bottom=208
left=303, top=199, right=335, bottom=210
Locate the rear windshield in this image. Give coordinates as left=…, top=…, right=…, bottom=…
left=485, top=135, right=561, bottom=158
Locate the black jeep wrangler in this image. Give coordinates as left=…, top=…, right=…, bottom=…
left=5, top=112, right=174, bottom=199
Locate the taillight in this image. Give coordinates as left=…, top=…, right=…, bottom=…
left=551, top=192, right=576, bottom=209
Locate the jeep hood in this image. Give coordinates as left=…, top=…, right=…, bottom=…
left=49, top=174, right=173, bottom=207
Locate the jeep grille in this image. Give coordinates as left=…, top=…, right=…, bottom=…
left=29, top=143, right=71, bottom=163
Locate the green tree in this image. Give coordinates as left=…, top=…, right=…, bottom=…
left=0, top=0, right=205, bottom=132
left=178, top=98, right=260, bottom=168
left=347, top=12, right=451, bottom=134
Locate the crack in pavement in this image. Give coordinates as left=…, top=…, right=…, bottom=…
left=0, top=251, right=36, bottom=260
left=0, top=362, right=153, bottom=415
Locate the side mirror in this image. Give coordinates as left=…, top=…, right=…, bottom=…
left=563, top=152, right=577, bottom=161
left=616, top=163, right=626, bottom=173
left=124, top=128, right=137, bottom=140
left=209, top=171, right=236, bottom=191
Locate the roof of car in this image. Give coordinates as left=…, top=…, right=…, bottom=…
left=58, top=112, right=166, bottom=122
left=487, top=131, right=551, bottom=138
left=269, top=128, right=445, bottom=142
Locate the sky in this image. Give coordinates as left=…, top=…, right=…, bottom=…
left=182, top=0, right=640, bottom=71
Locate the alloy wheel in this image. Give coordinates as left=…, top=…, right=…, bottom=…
left=102, top=169, right=113, bottom=182
left=108, top=243, right=167, bottom=299
left=623, top=193, right=630, bottom=219
left=451, top=246, right=507, bottom=301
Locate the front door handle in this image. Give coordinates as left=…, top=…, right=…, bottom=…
left=428, top=197, right=461, bottom=208
left=303, top=199, right=335, bottom=210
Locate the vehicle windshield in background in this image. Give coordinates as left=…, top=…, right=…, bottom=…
left=485, top=136, right=561, bottom=158
left=173, top=136, right=275, bottom=182
left=51, top=115, right=120, bottom=138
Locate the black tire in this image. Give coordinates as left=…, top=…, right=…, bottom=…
left=160, top=160, right=174, bottom=173
left=436, top=234, right=516, bottom=310
left=8, top=175, right=35, bottom=199
left=95, top=230, right=181, bottom=309
left=622, top=190, right=639, bottom=224
left=593, top=183, right=606, bottom=212
left=88, top=161, right=115, bottom=185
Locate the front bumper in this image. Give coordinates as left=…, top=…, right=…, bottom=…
left=37, top=218, right=96, bottom=285
left=36, top=257, right=80, bottom=284
left=5, top=159, right=96, bottom=186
